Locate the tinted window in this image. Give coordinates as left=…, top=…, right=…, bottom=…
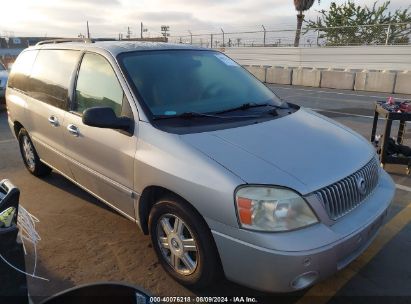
left=119, top=50, right=282, bottom=117
left=29, top=50, right=81, bottom=109
left=0, top=63, right=5, bottom=71
left=8, top=50, right=38, bottom=91
left=74, top=53, right=123, bottom=116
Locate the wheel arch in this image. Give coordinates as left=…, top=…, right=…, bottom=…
left=138, top=185, right=210, bottom=236
left=13, top=121, right=24, bottom=137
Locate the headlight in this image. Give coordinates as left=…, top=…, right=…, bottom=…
left=235, top=186, right=318, bottom=232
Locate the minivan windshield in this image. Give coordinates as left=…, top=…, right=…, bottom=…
left=118, top=50, right=284, bottom=118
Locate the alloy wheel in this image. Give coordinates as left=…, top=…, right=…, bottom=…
left=156, top=214, right=198, bottom=275
left=22, top=136, right=35, bottom=170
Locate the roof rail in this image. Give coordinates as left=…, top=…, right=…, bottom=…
left=36, top=38, right=117, bottom=46
left=36, top=38, right=92, bottom=46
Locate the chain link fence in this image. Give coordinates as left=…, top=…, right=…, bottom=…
left=168, top=23, right=411, bottom=47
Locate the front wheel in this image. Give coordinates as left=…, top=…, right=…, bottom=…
left=149, top=196, right=221, bottom=289
left=18, top=128, right=52, bottom=177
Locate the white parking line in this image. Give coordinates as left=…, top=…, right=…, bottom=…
left=0, top=139, right=15, bottom=144
left=273, top=86, right=411, bottom=101
left=396, top=184, right=411, bottom=193
left=309, top=108, right=375, bottom=119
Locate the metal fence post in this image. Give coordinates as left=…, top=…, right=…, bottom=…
left=316, top=29, right=320, bottom=46
left=385, top=24, right=391, bottom=45
left=262, top=25, right=266, bottom=46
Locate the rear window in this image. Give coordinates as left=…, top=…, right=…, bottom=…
left=8, top=50, right=38, bottom=91
left=29, top=49, right=81, bottom=109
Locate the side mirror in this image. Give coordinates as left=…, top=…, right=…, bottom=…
left=82, top=107, right=132, bottom=133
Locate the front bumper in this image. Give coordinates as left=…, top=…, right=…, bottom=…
left=211, top=170, right=395, bottom=293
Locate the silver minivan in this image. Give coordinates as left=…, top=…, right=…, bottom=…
left=6, top=40, right=395, bottom=292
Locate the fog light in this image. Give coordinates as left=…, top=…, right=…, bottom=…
left=290, top=271, right=318, bottom=290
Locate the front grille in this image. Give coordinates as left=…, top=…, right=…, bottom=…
left=315, top=157, right=380, bottom=220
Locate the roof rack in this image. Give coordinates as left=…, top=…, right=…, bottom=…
left=36, top=38, right=92, bottom=46
left=35, top=38, right=116, bottom=46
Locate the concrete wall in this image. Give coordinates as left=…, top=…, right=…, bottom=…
left=244, top=65, right=407, bottom=95
left=224, top=45, right=411, bottom=71
left=244, top=65, right=266, bottom=82
left=394, top=71, right=411, bottom=95
left=292, top=68, right=321, bottom=87
left=321, top=70, right=356, bottom=90
left=266, top=67, right=292, bottom=85
left=354, top=70, right=397, bottom=93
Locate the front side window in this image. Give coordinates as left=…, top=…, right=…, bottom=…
left=0, top=62, right=5, bottom=71
left=118, top=50, right=282, bottom=117
left=74, top=53, right=123, bottom=116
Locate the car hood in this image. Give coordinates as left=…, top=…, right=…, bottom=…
left=180, top=108, right=375, bottom=195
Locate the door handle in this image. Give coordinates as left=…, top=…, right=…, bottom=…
left=48, top=115, right=59, bottom=127
left=67, top=124, right=80, bottom=137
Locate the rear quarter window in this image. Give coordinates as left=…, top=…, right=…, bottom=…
left=8, top=50, right=38, bottom=91
left=28, top=49, right=81, bottom=109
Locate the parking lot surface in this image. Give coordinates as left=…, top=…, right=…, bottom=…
left=1, top=84, right=411, bottom=303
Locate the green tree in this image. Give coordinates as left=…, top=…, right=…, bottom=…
left=293, top=0, right=318, bottom=47
left=306, top=1, right=411, bottom=46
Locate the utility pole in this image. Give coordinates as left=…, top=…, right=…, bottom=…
left=140, top=23, right=148, bottom=40
left=188, top=30, right=193, bottom=45
left=221, top=28, right=225, bottom=47
left=86, top=21, right=90, bottom=39
left=262, top=25, right=266, bottom=46
left=126, top=26, right=132, bottom=39
left=210, top=34, right=213, bottom=49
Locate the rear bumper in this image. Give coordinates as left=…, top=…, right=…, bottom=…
left=212, top=170, right=395, bottom=293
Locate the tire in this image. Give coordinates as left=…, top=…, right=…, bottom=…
left=149, top=195, right=221, bottom=289
left=18, top=128, right=52, bottom=177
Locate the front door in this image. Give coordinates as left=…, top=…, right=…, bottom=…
left=63, top=52, right=137, bottom=219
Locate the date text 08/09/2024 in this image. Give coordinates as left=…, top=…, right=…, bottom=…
left=149, top=296, right=258, bottom=303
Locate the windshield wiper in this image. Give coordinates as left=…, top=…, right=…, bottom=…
left=215, top=102, right=288, bottom=114
left=152, top=111, right=262, bottom=120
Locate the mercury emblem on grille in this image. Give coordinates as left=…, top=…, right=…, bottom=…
left=356, top=176, right=367, bottom=195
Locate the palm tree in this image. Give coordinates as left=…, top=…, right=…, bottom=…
left=293, top=0, right=316, bottom=47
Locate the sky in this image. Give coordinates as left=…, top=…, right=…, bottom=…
left=2, top=0, right=410, bottom=39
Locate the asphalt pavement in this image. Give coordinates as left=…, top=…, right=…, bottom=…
left=1, top=84, right=411, bottom=303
